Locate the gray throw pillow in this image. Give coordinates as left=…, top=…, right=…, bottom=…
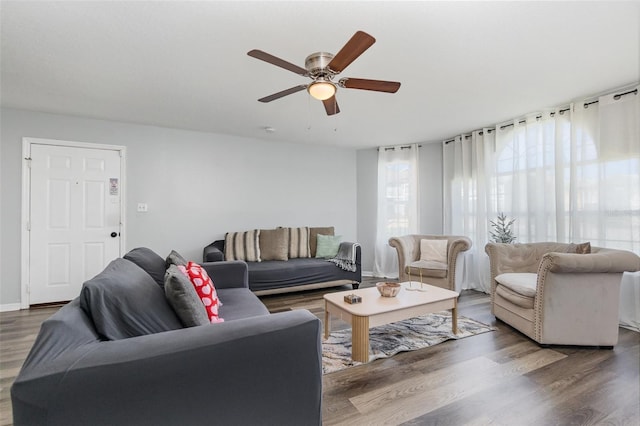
left=166, top=249, right=188, bottom=268
left=80, top=258, right=183, bottom=340
left=164, top=265, right=210, bottom=327
left=123, top=247, right=167, bottom=288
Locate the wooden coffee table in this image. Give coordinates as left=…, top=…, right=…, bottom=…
left=323, top=282, right=459, bottom=362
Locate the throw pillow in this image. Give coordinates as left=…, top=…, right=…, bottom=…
left=315, top=234, right=342, bottom=258
left=123, top=247, right=167, bottom=288
left=164, top=264, right=210, bottom=327
left=566, top=242, right=591, bottom=254
left=165, top=249, right=188, bottom=268
left=259, top=228, right=289, bottom=261
left=225, top=230, right=261, bottom=262
left=420, top=239, right=448, bottom=263
left=80, top=258, right=182, bottom=340
left=285, top=226, right=310, bottom=258
left=309, top=226, right=334, bottom=258
left=183, top=262, right=223, bottom=323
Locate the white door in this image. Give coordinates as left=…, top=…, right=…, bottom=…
left=28, top=144, right=122, bottom=304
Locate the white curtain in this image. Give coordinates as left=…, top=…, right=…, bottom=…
left=569, top=90, right=640, bottom=251
left=494, top=109, right=573, bottom=242
left=444, top=85, right=639, bottom=292
left=373, top=144, right=419, bottom=278
left=443, top=130, right=496, bottom=292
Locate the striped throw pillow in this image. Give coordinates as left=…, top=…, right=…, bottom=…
left=285, top=227, right=310, bottom=258
left=225, top=230, right=261, bottom=262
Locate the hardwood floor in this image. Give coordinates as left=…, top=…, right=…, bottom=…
left=1, top=278, right=638, bottom=425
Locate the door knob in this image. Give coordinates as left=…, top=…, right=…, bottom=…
left=110, top=232, right=118, bottom=238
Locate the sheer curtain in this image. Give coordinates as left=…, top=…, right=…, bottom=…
left=570, top=89, right=640, bottom=251
left=373, top=144, right=419, bottom=278
left=494, top=109, right=573, bottom=242
left=444, top=85, right=639, bottom=292
left=443, top=130, right=496, bottom=292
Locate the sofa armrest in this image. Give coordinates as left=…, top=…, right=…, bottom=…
left=540, top=250, right=640, bottom=274
left=388, top=235, right=419, bottom=269
left=12, top=310, right=322, bottom=426
left=201, top=260, right=249, bottom=289
left=339, top=242, right=362, bottom=282
left=203, top=240, right=225, bottom=262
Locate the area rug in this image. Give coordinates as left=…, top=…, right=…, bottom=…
left=322, top=311, right=495, bottom=374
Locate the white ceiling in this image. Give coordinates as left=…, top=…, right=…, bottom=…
left=1, top=1, right=638, bottom=149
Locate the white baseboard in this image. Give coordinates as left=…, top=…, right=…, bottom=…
left=0, top=303, right=22, bottom=312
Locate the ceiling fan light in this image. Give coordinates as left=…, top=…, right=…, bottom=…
left=308, top=81, right=336, bottom=101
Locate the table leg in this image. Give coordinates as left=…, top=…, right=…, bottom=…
left=324, top=301, right=330, bottom=340
left=452, top=300, right=458, bottom=335
left=351, top=315, right=370, bottom=362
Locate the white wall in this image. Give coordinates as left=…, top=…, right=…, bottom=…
left=0, top=108, right=357, bottom=306
left=356, top=143, right=444, bottom=274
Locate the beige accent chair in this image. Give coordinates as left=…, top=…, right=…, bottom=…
left=389, top=235, right=472, bottom=291
left=485, top=242, right=640, bottom=347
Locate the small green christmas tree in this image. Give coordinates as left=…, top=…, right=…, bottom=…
left=490, top=212, right=516, bottom=243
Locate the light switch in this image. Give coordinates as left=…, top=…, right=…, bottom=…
left=137, top=203, right=148, bottom=212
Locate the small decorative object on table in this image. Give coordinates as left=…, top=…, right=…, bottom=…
left=376, top=282, right=401, bottom=297
left=344, top=294, right=362, bottom=304
left=407, top=266, right=428, bottom=292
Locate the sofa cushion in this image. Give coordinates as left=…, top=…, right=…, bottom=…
left=217, top=288, right=270, bottom=321
left=309, top=226, right=334, bottom=258
left=166, top=249, right=188, bottom=268
left=496, top=284, right=535, bottom=309
left=225, top=230, right=261, bottom=262
left=260, top=228, right=289, bottom=261
left=315, top=234, right=342, bottom=258
left=406, top=260, right=448, bottom=278
left=81, top=258, right=183, bottom=340
left=420, top=239, right=448, bottom=263
left=495, top=272, right=537, bottom=298
left=165, top=264, right=210, bottom=327
left=247, top=257, right=359, bottom=292
left=285, top=227, right=310, bottom=259
left=123, top=247, right=167, bottom=288
left=184, top=262, right=223, bottom=323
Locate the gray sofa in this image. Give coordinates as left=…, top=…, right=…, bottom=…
left=11, top=248, right=322, bottom=426
left=203, top=240, right=361, bottom=295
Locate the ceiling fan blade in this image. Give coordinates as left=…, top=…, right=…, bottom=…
left=340, top=78, right=401, bottom=93
left=258, top=85, right=307, bottom=103
left=247, top=49, right=308, bottom=76
left=327, top=31, right=376, bottom=73
left=322, top=96, right=340, bottom=115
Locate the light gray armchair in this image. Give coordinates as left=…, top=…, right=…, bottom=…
left=485, top=242, right=640, bottom=347
left=389, top=235, right=472, bottom=291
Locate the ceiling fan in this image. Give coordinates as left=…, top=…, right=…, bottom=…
left=247, top=31, right=401, bottom=116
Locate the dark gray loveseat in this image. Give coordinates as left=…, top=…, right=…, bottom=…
left=203, top=240, right=361, bottom=295
left=11, top=248, right=322, bottom=426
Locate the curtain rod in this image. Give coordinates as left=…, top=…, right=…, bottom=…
left=444, top=87, right=638, bottom=144
left=377, top=144, right=422, bottom=151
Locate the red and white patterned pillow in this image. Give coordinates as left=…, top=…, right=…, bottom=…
left=180, top=262, right=223, bottom=323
